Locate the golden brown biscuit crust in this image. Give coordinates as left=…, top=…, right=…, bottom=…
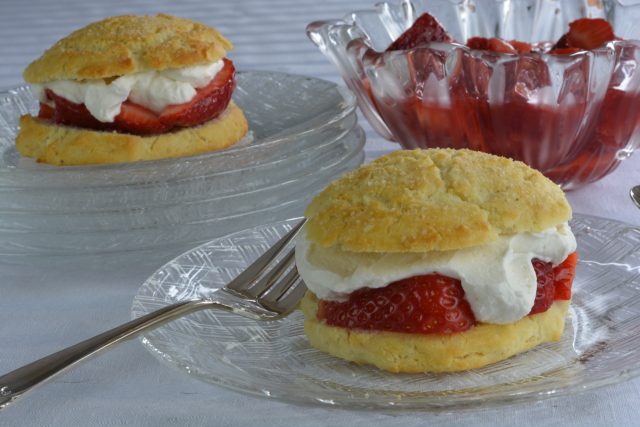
left=300, top=292, right=569, bottom=373
left=16, top=101, right=248, bottom=166
left=24, top=14, right=232, bottom=83
left=304, top=149, right=572, bottom=252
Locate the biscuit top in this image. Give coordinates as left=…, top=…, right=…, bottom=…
left=24, top=14, right=232, bottom=84
left=304, top=149, right=572, bottom=253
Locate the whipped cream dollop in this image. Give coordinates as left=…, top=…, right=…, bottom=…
left=295, top=223, right=577, bottom=324
left=31, top=60, right=224, bottom=122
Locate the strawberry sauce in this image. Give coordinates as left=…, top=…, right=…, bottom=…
left=317, top=252, right=577, bottom=335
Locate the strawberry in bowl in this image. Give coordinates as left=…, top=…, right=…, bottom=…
left=308, top=0, right=640, bottom=189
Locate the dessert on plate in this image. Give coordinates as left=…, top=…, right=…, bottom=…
left=17, top=14, right=248, bottom=165
left=296, top=149, right=578, bottom=373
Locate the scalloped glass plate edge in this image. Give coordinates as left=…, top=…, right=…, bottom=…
left=131, top=214, right=640, bottom=411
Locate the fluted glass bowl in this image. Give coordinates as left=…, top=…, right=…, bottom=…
left=307, top=0, right=640, bottom=189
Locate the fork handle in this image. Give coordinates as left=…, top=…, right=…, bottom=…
left=0, top=299, right=218, bottom=409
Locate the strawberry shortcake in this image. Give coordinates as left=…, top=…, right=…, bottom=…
left=17, top=14, right=248, bottom=165
left=297, top=149, right=577, bottom=373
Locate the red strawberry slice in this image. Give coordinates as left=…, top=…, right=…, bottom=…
left=466, top=37, right=517, bottom=54
left=386, top=13, right=454, bottom=52
left=529, top=252, right=578, bottom=314
left=530, top=252, right=577, bottom=313
left=38, top=103, right=55, bottom=120
left=553, top=34, right=570, bottom=50
left=529, top=259, right=556, bottom=315
left=159, top=58, right=235, bottom=127
left=553, top=252, right=578, bottom=300
left=318, top=274, right=476, bottom=335
left=509, top=40, right=533, bottom=54
left=47, top=89, right=111, bottom=131
left=553, top=18, right=615, bottom=51
left=49, top=91, right=170, bottom=135
left=113, top=102, right=171, bottom=135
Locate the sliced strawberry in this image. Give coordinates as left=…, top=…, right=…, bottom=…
left=530, top=252, right=578, bottom=313
left=466, top=37, right=491, bottom=51
left=554, top=18, right=615, bottom=51
left=318, top=274, right=476, bottom=335
left=553, top=34, right=570, bottom=50
left=47, top=89, right=111, bottom=131
left=318, top=251, right=578, bottom=335
left=386, top=13, right=454, bottom=52
left=113, top=102, right=171, bottom=135
left=529, top=259, right=556, bottom=315
left=50, top=91, right=170, bottom=135
left=466, top=37, right=517, bottom=54
left=509, top=40, right=533, bottom=54
left=553, top=252, right=578, bottom=300
left=159, top=58, right=235, bottom=127
left=38, top=103, right=55, bottom=120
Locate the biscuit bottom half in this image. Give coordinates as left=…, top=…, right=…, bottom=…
left=16, top=101, right=248, bottom=166
left=300, top=291, right=570, bottom=373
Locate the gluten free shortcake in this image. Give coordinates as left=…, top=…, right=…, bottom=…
left=17, top=14, right=248, bottom=165
left=296, top=149, right=577, bottom=373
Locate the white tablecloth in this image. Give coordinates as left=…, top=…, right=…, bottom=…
left=1, top=1, right=640, bottom=425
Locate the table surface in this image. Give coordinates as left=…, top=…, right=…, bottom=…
left=1, top=1, right=640, bottom=426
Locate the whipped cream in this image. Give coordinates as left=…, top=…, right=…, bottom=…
left=31, top=60, right=224, bottom=122
left=295, top=223, right=577, bottom=324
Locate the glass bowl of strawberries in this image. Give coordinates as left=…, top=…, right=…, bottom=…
left=307, top=0, right=640, bottom=189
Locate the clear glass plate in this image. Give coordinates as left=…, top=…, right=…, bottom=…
left=132, top=214, right=640, bottom=410
left=0, top=113, right=358, bottom=212
left=0, top=126, right=364, bottom=233
left=0, top=127, right=364, bottom=255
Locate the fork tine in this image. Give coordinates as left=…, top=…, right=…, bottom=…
left=225, top=219, right=305, bottom=296
left=228, top=248, right=295, bottom=299
left=267, top=277, right=307, bottom=315
left=259, top=264, right=299, bottom=303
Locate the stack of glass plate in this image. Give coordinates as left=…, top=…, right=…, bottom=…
left=0, top=71, right=365, bottom=258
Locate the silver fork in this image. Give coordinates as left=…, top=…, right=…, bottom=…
left=0, top=219, right=307, bottom=409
